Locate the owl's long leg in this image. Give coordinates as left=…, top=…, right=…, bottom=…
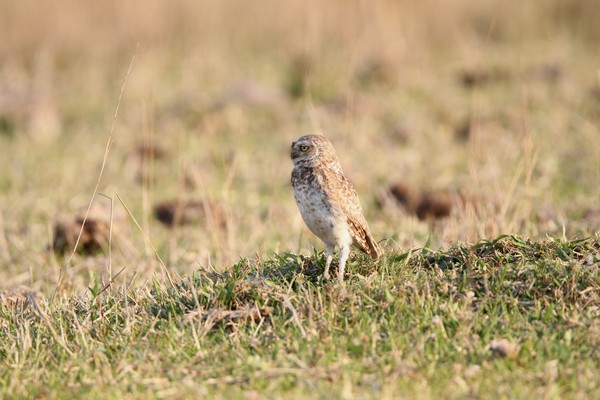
left=338, top=244, right=350, bottom=282
left=323, top=245, right=334, bottom=280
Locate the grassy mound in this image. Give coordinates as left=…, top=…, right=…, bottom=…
left=2, top=235, right=598, bottom=398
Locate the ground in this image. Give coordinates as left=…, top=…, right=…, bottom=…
left=0, top=0, right=599, bottom=398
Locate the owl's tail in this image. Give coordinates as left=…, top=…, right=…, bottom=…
left=351, top=220, right=383, bottom=259
left=364, top=234, right=383, bottom=260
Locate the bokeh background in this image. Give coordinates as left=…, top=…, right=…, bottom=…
left=0, top=0, right=599, bottom=293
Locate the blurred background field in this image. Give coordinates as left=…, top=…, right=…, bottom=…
left=0, top=0, right=599, bottom=293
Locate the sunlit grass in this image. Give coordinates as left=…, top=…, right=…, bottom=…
left=0, top=0, right=599, bottom=397
left=1, top=235, right=599, bottom=398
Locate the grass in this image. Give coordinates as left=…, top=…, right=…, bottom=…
left=0, top=0, right=599, bottom=398
left=1, top=234, right=599, bottom=398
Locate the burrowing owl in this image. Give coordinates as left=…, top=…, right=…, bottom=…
left=291, top=134, right=382, bottom=282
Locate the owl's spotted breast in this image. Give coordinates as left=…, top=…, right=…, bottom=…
left=292, top=165, right=349, bottom=250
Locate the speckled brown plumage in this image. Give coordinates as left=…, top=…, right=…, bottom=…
left=291, top=134, right=382, bottom=282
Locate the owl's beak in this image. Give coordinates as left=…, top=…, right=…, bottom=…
left=290, top=147, right=299, bottom=159
left=290, top=142, right=297, bottom=159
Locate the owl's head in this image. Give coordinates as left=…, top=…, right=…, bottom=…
left=290, top=134, right=338, bottom=166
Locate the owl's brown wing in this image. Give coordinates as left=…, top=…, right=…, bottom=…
left=332, top=172, right=383, bottom=260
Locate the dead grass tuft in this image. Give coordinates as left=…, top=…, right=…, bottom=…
left=0, top=285, right=45, bottom=312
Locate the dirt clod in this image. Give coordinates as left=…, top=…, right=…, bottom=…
left=489, top=339, right=521, bottom=359
left=154, top=199, right=228, bottom=228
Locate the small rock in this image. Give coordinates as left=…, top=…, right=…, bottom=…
left=489, top=339, right=520, bottom=359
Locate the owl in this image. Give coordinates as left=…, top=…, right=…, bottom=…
left=290, top=134, right=383, bottom=282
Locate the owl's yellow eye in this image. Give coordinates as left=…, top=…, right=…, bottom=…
left=300, top=145, right=309, bottom=152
